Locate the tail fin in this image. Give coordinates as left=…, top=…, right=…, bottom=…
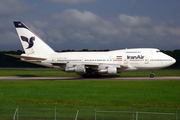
left=13, top=21, right=55, bottom=58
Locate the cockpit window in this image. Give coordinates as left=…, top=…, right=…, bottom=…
left=156, top=50, right=160, bottom=52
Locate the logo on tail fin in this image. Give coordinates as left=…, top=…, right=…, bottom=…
left=21, top=36, right=35, bottom=49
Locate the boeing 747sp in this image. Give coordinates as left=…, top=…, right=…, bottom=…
left=9, top=21, right=176, bottom=78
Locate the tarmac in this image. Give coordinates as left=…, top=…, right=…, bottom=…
left=0, top=76, right=180, bottom=81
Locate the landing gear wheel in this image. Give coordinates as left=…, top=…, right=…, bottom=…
left=150, top=70, right=155, bottom=78
left=83, top=74, right=88, bottom=78
left=83, top=73, right=92, bottom=78
left=82, top=72, right=102, bottom=78
left=150, top=74, right=154, bottom=78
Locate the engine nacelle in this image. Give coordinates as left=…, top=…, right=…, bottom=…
left=75, top=65, right=86, bottom=73
left=65, top=67, right=75, bottom=72
left=65, top=65, right=86, bottom=73
left=98, top=69, right=107, bottom=74
left=98, top=67, right=117, bottom=75
left=107, top=67, right=117, bottom=75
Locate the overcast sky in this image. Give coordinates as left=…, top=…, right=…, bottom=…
left=1, top=0, right=180, bottom=51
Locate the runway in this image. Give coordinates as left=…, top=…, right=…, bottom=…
left=0, top=76, right=180, bottom=81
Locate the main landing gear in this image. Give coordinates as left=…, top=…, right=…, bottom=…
left=150, top=70, right=155, bottom=78
left=83, top=72, right=102, bottom=78
left=83, top=69, right=102, bottom=78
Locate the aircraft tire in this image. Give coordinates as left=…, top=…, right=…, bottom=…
left=150, top=74, right=154, bottom=78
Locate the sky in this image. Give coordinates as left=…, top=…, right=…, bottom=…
left=0, top=0, right=180, bottom=51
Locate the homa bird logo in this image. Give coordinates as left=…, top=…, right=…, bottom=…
left=20, top=36, right=35, bottom=49
left=127, top=55, right=144, bottom=59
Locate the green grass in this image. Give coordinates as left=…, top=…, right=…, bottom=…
left=0, top=69, right=180, bottom=77
left=0, top=69, right=180, bottom=119
left=0, top=80, right=180, bottom=108
left=0, top=69, right=79, bottom=77
left=121, top=70, right=180, bottom=77
left=0, top=80, right=180, bottom=119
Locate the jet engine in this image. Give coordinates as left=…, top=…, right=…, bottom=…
left=65, top=64, right=86, bottom=73
left=98, top=66, right=117, bottom=75
left=107, top=67, right=117, bottom=75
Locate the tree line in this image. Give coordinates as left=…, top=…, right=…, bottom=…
left=0, top=49, right=180, bottom=69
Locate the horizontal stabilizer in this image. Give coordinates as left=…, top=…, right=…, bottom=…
left=5, top=54, right=46, bottom=61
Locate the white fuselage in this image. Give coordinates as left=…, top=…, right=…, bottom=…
left=47, top=48, right=176, bottom=73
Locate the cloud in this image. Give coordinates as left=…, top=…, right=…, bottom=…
left=1, top=7, right=179, bottom=51
left=0, top=0, right=36, bottom=50
left=153, top=24, right=167, bottom=36
left=153, top=23, right=180, bottom=37
left=0, top=0, right=35, bottom=17
left=53, top=9, right=100, bottom=26
left=169, top=27, right=180, bottom=36
left=119, top=14, right=151, bottom=27
left=42, top=10, right=180, bottom=50
left=47, top=0, right=96, bottom=4
left=0, top=31, right=17, bottom=45
left=51, top=9, right=121, bottom=44
left=34, top=21, right=48, bottom=29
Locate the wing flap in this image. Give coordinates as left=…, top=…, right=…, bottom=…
left=42, top=60, right=127, bottom=68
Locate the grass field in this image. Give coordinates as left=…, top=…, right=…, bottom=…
left=0, top=69, right=180, bottom=119
left=0, top=80, right=180, bottom=119
left=0, top=69, right=180, bottom=77
left=0, top=80, right=180, bottom=108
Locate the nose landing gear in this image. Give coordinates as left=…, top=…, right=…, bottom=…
left=150, top=70, right=155, bottom=78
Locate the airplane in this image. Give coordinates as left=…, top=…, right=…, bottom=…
left=9, top=21, right=176, bottom=78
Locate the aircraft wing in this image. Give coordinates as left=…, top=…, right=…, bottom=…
left=6, top=54, right=130, bottom=70
left=41, top=61, right=132, bottom=74
left=41, top=60, right=129, bottom=69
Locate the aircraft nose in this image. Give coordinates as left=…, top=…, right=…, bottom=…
left=162, top=55, right=176, bottom=68
left=168, top=56, right=176, bottom=66
left=172, top=57, right=176, bottom=65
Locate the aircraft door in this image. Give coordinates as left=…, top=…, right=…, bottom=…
left=145, top=57, right=149, bottom=64
left=79, top=56, right=83, bottom=62
left=124, top=59, right=128, bottom=64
